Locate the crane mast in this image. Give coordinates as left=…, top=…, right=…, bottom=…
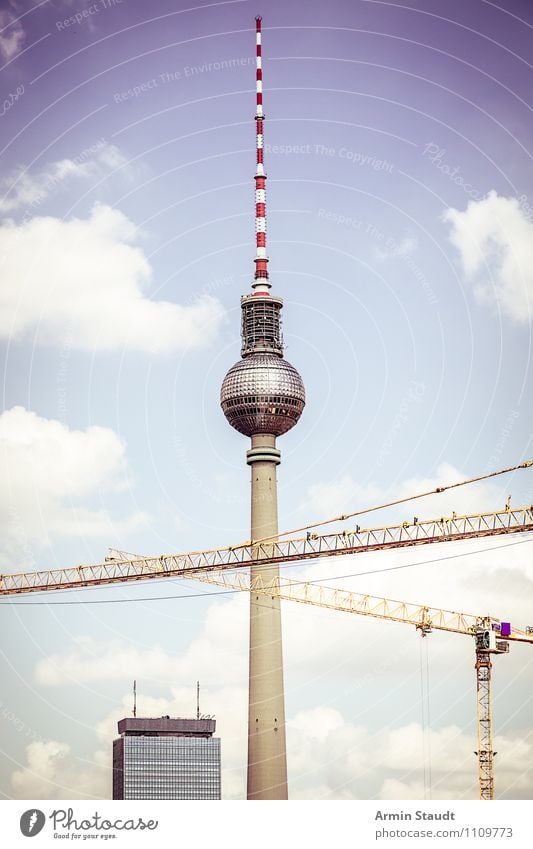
left=476, top=648, right=494, bottom=800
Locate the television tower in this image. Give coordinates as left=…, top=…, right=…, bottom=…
left=220, top=16, right=305, bottom=800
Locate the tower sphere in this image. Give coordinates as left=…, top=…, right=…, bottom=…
left=220, top=352, right=305, bottom=437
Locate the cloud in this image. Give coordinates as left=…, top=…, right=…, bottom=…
left=0, top=142, right=131, bottom=215
left=34, top=593, right=249, bottom=687
left=443, top=191, right=533, bottom=323
left=11, top=699, right=533, bottom=800
left=0, top=406, right=147, bottom=566
left=288, top=711, right=472, bottom=799
left=0, top=7, right=25, bottom=61
left=372, top=233, right=418, bottom=263
left=289, top=709, right=533, bottom=800
left=378, top=727, right=533, bottom=800
left=307, top=474, right=384, bottom=520
left=0, top=204, right=226, bottom=351
left=11, top=740, right=110, bottom=800
left=395, top=235, right=418, bottom=257
left=306, top=461, right=505, bottom=525
left=11, top=686, right=247, bottom=800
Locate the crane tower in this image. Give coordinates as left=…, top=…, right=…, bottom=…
left=220, top=16, right=305, bottom=800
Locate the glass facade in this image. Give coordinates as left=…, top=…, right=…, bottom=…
left=114, top=732, right=221, bottom=800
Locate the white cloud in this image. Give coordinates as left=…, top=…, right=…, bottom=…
left=35, top=593, right=249, bottom=687
left=443, top=191, right=533, bottom=323
left=379, top=728, right=533, bottom=800
left=289, top=709, right=533, bottom=800
left=11, top=686, right=247, bottom=800
left=372, top=233, right=417, bottom=263
left=0, top=406, right=147, bottom=565
left=12, top=700, right=533, bottom=800
left=307, top=474, right=384, bottom=520
left=11, top=740, right=110, bottom=800
left=0, top=8, right=25, bottom=61
left=306, top=461, right=506, bottom=526
left=395, top=235, right=418, bottom=256
left=0, top=143, right=130, bottom=215
left=288, top=711, right=472, bottom=799
left=0, top=204, right=225, bottom=351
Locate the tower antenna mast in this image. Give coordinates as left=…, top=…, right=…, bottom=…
left=133, top=679, right=137, bottom=718
left=253, top=15, right=270, bottom=294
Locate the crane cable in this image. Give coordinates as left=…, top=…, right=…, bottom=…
left=419, top=633, right=433, bottom=800
left=419, top=635, right=428, bottom=799
left=244, top=460, right=533, bottom=548
left=426, top=637, right=433, bottom=800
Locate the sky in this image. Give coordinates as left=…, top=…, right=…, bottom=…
left=0, top=0, right=532, bottom=801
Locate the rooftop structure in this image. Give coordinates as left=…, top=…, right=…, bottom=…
left=117, top=717, right=216, bottom=736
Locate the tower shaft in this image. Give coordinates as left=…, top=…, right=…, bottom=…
left=247, top=434, right=288, bottom=799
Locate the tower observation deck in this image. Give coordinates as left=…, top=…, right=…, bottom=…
left=220, top=16, right=305, bottom=800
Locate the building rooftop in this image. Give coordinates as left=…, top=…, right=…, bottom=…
left=117, top=717, right=216, bottom=737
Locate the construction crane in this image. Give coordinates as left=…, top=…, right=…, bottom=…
left=103, top=548, right=533, bottom=801
left=1, top=505, right=532, bottom=594
left=2, top=505, right=533, bottom=799
left=196, top=570, right=533, bottom=801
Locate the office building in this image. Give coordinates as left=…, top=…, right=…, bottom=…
left=112, top=716, right=220, bottom=800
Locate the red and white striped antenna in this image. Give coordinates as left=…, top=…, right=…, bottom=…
left=252, top=15, right=270, bottom=295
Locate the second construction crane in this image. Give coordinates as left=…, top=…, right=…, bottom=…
left=186, top=567, right=532, bottom=801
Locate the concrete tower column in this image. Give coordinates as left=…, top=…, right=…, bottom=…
left=246, top=433, right=287, bottom=799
